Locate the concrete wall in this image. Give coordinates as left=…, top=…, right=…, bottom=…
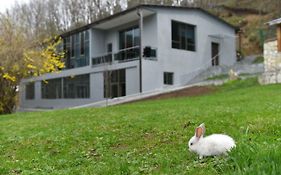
left=155, top=8, right=236, bottom=87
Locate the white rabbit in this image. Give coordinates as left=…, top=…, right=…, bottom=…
left=188, top=123, right=236, bottom=159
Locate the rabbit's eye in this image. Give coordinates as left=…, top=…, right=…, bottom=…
left=190, top=143, right=193, bottom=146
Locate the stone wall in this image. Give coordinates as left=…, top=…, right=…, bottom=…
left=259, top=40, right=281, bottom=84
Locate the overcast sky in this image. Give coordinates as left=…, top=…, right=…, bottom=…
left=0, top=0, right=30, bottom=13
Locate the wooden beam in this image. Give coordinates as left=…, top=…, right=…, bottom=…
left=278, top=24, right=281, bottom=52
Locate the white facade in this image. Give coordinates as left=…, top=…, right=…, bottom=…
left=20, top=5, right=237, bottom=110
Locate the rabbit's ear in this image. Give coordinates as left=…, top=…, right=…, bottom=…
left=199, top=123, right=205, bottom=135
left=195, top=123, right=205, bottom=138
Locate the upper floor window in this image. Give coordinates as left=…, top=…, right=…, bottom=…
left=71, top=36, right=75, bottom=57
left=63, top=30, right=90, bottom=69
left=119, top=27, right=139, bottom=49
left=172, top=20, right=196, bottom=52
left=80, top=32, right=85, bottom=55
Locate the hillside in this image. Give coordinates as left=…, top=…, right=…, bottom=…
left=1, top=78, right=281, bottom=174
left=206, top=0, right=281, bottom=55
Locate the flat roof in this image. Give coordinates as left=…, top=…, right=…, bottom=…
left=61, top=4, right=239, bottom=37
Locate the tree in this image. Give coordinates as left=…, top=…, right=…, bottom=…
left=0, top=15, right=64, bottom=114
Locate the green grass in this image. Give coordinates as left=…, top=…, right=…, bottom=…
left=1, top=78, right=281, bottom=174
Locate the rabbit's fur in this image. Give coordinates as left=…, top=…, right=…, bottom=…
left=188, top=123, right=235, bottom=159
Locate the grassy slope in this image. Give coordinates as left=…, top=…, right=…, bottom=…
left=1, top=78, right=281, bottom=174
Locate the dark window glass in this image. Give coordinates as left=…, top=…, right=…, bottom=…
left=107, top=43, right=112, bottom=53
left=63, top=74, right=90, bottom=98
left=164, top=72, right=174, bottom=85
left=134, top=28, right=140, bottom=47
left=104, top=69, right=126, bottom=98
left=171, top=21, right=196, bottom=51
left=80, top=32, right=85, bottom=55
left=41, top=78, right=62, bottom=99
left=118, top=27, right=140, bottom=61
left=126, top=30, right=133, bottom=48
left=63, top=30, right=90, bottom=69
left=71, top=36, right=75, bottom=57
left=63, top=37, right=71, bottom=68
left=119, top=27, right=139, bottom=49
left=25, top=82, right=35, bottom=100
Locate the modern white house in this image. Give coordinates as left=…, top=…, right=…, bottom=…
left=20, top=4, right=238, bottom=109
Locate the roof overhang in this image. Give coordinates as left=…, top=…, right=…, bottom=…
left=93, top=8, right=155, bottom=30
left=267, top=18, right=281, bottom=26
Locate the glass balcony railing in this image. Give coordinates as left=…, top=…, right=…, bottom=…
left=92, top=54, right=113, bottom=66
left=114, top=46, right=140, bottom=62
left=92, top=46, right=157, bottom=66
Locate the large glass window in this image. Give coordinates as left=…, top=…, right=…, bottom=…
left=41, top=74, right=90, bottom=99
left=117, top=27, right=140, bottom=61
left=25, top=82, right=35, bottom=100
left=64, top=37, right=71, bottom=68
left=63, top=74, right=90, bottom=98
left=80, top=32, right=85, bottom=55
left=119, top=27, right=139, bottom=49
left=63, top=30, right=90, bottom=69
left=41, top=78, right=62, bottom=99
left=71, top=36, right=75, bottom=58
left=172, top=21, right=196, bottom=51
left=104, top=69, right=126, bottom=98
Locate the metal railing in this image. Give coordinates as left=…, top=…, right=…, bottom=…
left=92, top=46, right=157, bottom=66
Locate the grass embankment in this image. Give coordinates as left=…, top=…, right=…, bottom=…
left=1, top=78, right=281, bottom=174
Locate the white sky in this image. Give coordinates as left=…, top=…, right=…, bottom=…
left=0, top=0, right=30, bottom=13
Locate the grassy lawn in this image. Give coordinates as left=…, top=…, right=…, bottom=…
left=1, top=78, right=281, bottom=174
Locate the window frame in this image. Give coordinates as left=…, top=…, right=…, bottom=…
left=171, top=20, right=196, bottom=52
left=63, top=74, right=90, bottom=99
left=119, top=26, right=140, bottom=50
left=104, top=69, right=126, bottom=98
left=25, top=82, right=35, bottom=100
left=163, top=72, right=174, bottom=85
left=80, top=32, right=85, bottom=56
left=70, top=35, right=75, bottom=58
left=41, top=78, right=62, bottom=99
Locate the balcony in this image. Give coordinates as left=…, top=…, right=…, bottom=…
left=92, top=46, right=157, bottom=66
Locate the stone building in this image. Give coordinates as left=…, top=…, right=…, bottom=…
left=259, top=17, right=281, bottom=84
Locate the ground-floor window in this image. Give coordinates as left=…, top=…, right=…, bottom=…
left=64, top=74, right=90, bottom=98
left=164, top=72, right=174, bottom=85
left=25, top=82, right=35, bottom=99
left=104, top=69, right=126, bottom=98
left=41, top=74, right=89, bottom=99
left=41, top=78, right=62, bottom=99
